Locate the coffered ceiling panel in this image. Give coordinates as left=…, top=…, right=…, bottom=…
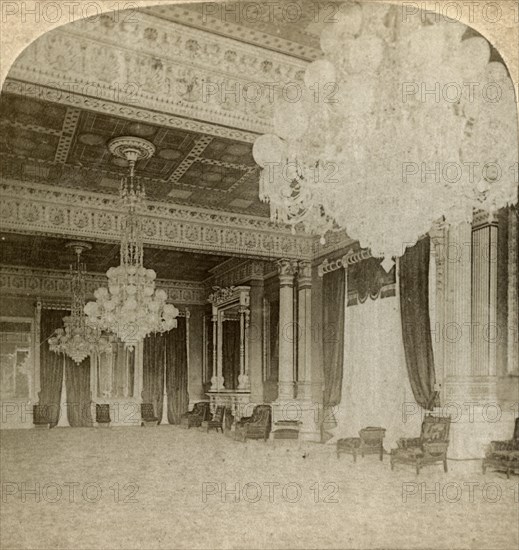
left=0, top=233, right=230, bottom=281
left=0, top=93, right=267, bottom=216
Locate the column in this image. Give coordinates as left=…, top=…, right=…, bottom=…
left=276, top=259, right=298, bottom=401
left=237, top=307, right=250, bottom=389
left=57, top=357, right=70, bottom=427
left=210, top=310, right=224, bottom=390
left=32, top=301, right=42, bottom=404
left=507, top=211, right=518, bottom=375
left=442, top=222, right=472, bottom=457
left=471, top=212, right=498, bottom=379
left=161, top=354, right=168, bottom=425
left=134, top=340, right=143, bottom=426
left=296, top=261, right=312, bottom=400
left=442, top=215, right=508, bottom=458
left=296, top=260, right=321, bottom=441
left=443, top=222, right=472, bottom=381
left=90, top=354, right=98, bottom=426
left=249, top=279, right=264, bottom=404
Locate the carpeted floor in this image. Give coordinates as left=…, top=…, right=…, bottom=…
left=1, top=426, right=517, bottom=550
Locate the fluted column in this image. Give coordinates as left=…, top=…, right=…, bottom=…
left=276, top=259, right=298, bottom=401
left=297, top=261, right=312, bottom=400
left=161, top=353, right=168, bottom=424
left=248, top=279, right=264, bottom=404
left=444, top=222, right=472, bottom=379
left=237, top=306, right=250, bottom=390
left=471, top=212, right=498, bottom=378
left=507, top=210, right=518, bottom=374
left=90, top=354, right=98, bottom=426
left=210, top=310, right=224, bottom=391
left=33, top=301, right=42, bottom=404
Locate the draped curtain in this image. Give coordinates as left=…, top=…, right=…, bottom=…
left=222, top=320, right=240, bottom=391
left=322, top=268, right=345, bottom=408
left=65, top=356, right=92, bottom=427
left=39, top=309, right=69, bottom=427
left=142, top=333, right=166, bottom=422
left=165, top=317, right=189, bottom=424
left=399, top=236, right=437, bottom=410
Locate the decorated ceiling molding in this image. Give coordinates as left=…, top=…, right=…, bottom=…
left=6, top=10, right=308, bottom=135
left=0, top=264, right=207, bottom=304
left=0, top=180, right=314, bottom=259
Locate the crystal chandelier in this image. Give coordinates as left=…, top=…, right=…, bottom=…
left=253, top=3, right=518, bottom=268
left=49, top=242, right=112, bottom=364
left=84, top=137, right=179, bottom=349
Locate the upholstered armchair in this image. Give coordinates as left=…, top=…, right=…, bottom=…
left=483, top=418, right=519, bottom=479
left=224, top=407, right=234, bottom=431
left=96, top=404, right=111, bottom=427
left=235, top=404, right=271, bottom=442
left=207, top=406, right=225, bottom=433
left=141, top=403, right=158, bottom=426
left=33, top=404, right=50, bottom=429
left=180, top=402, right=211, bottom=429
left=390, top=415, right=451, bottom=474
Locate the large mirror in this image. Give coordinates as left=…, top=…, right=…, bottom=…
left=208, top=286, right=250, bottom=392
left=0, top=318, right=33, bottom=402
left=221, top=307, right=240, bottom=391
left=96, top=343, right=135, bottom=399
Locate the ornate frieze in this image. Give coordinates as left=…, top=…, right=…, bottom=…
left=0, top=180, right=313, bottom=259
left=206, top=258, right=274, bottom=289
left=7, top=11, right=308, bottom=135
left=208, top=285, right=250, bottom=308
left=0, top=265, right=206, bottom=304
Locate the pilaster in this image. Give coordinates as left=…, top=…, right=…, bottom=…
left=275, top=259, right=298, bottom=402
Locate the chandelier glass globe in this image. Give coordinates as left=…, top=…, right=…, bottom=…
left=84, top=266, right=179, bottom=349
left=253, top=3, right=518, bottom=267
left=49, top=242, right=113, bottom=364
left=84, top=136, right=179, bottom=348
left=49, top=315, right=112, bottom=365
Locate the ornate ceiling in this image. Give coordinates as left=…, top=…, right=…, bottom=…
left=143, top=1, right=324, bottom=60
left=0, top=232, right=230, bottom=281
left=0, top=93, right=266, bottom=216
left=0, top=1, right=353, bottom=263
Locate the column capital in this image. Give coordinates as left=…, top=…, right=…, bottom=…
left=298, top=260, right=312, bottom=288
left=276, top=259, right=298, bottom=286
left=472, top=210, right=499, bottom=230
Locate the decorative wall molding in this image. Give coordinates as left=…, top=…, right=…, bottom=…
left=472, top=210, right=499, bottom=230
left=7, top=11, right=308, bottom=136
left=145, top=4, right=321, bottom=61
left=0, top=265, right=207, bottom=305
left=444, top=378, right=497, bottom=402
left=347, top=283, right=396, bottom=306
left=3, top=79, right=259, bottom=144
left=206, top=258, right=274, bottom=289
left=318, top=248, right=372, bottom=277
left=0, top=180, right=313, bottom=260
